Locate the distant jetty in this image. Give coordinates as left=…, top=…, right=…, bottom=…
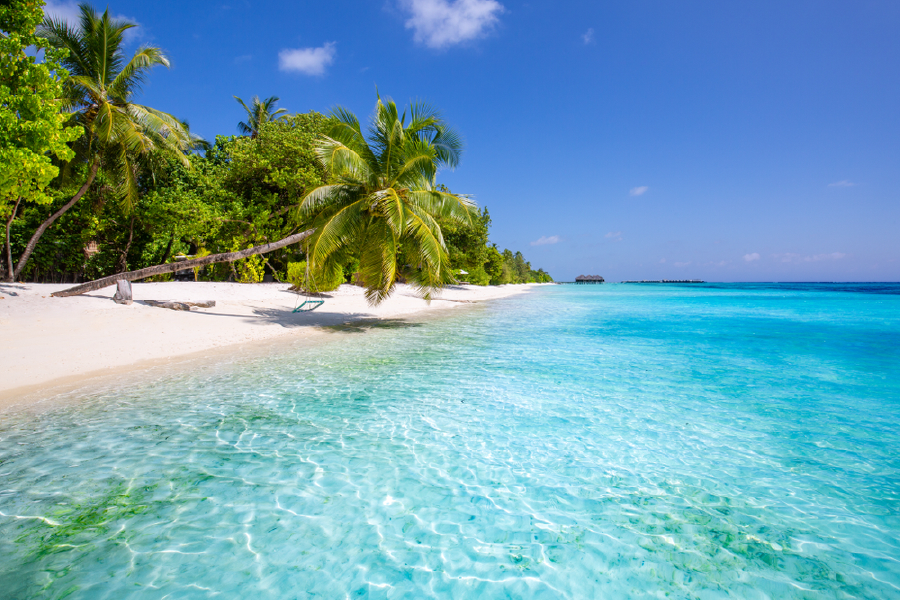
left=622, top=280, right=705, bottom=284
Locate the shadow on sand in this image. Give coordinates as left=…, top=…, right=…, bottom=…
left=178, top=305, right=424, bottom=334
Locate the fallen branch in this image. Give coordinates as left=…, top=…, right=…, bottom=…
left=51, top=228, right=314, bottom=297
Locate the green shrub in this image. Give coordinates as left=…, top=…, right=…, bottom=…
left=287, top=261, right=306, bottom=288
left=287, top=260, right=343, bottom=292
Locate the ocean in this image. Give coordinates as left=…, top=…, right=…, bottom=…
left=1, top=283, right=898, bottom=598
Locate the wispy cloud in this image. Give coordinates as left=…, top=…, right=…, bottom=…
left=674, top=261, right=691, bottom=268
left=234, top=54, right=252, bottom=65
left=401, top=0, right=504, bottom=49
left=828, top=180, right=855, bottom=188
left=43, top=1, right=144, bottom=45
left=744, top=253, right=760, bottom=262
left=278, top=42, right=336, bottom=75
left=629, top=186, right=648, bottom=197
left=605, top=231, right=622, bottom=242
left=659, top=258, right=666, bottom=264
left=709, top=260, right=729, bottom=267
left=42, top=0, right=81, bottom=23
left=774, top=252, right=846, bottom=263
left=531, top=235, right=560, bottom=246
left=582, top=28, right=594, bottom=44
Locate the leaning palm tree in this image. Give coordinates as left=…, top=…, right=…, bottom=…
left=9, top=4, right=198, bottom=282
left=300, top=95, right=476, bottom=305
left=234, top=95, right=288, bottom=139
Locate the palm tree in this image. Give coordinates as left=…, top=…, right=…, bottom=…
left=300, top=94, right=476, bottom=305
left=234, top=95, right=288, bottom=139
left=9, top=4, right=197, bottom=282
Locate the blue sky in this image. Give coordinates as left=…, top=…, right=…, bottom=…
left=44, top=0, right=900, bottom=282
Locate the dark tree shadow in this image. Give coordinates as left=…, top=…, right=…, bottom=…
left=181, top=306, right=423, bottom=333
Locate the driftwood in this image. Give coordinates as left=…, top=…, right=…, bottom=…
left=51, top=229, right=314, bottom=298
left=145, top=300, right=216, bottom=311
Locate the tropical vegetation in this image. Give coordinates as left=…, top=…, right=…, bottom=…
left=1, top=1, right=552, bottom=295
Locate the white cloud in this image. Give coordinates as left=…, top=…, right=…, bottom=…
left=278, top=42, right=336, bottom=75
left=605, top=231, right=622, bottom=241
left=744, top=253, right=760, bottom=262
left=828, top=180, right=855, bottom=187
left=531, top=235, right=560, bottom=246
left=774, top=252, right=846, bottom=263
left=582, top=28, right=594, bottom=44
left=674, top=261, right=691, bottom=267
left=629, top=186, right=648, bottom=197
left=43, top=2, right=143, bottom=45
left=659, top=258, right=666, bottom=264
left=42, top=0, right=81, bottom=24
left=709, top=260, right=729, bottom=267
left=234, top=54, right=252, bottom=65
left=401, top=0, right=504, bottom=49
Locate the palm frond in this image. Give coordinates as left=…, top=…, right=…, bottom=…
left=406, top=190, right=476, bottom=225
left=299, top=184, right=363, bottom=216
left=314, top=136, right=372, bottom=183
left=357, top=220, right=398, bottom=305
left=306, top=198, right=369, bottom=267
left=108, top=47, right=170, bottom=101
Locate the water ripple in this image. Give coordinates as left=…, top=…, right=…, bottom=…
left=1, top=284, right=899, bottom=598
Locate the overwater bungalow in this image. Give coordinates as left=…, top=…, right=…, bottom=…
left=575, top=275, right=605, bottom=284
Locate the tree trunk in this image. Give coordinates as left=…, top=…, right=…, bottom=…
left=158, top=233, right=175, bottom=265
left=12, top=160, right=100, bottom=282
left=51, top=228, right=315, bottom=297
left=117, top=215, right=136, bottom=273
left=4, top=197, right=22, bottom=282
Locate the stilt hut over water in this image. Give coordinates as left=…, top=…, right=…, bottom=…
left=575, top=275, right=605, bottom=284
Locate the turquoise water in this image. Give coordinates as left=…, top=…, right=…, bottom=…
left=1, top=283, right=899, bottom=599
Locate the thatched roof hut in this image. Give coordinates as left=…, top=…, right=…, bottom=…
left=575, top=275, right=605, bottom=284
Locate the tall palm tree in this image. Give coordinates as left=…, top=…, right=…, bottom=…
left=10, top=3, right=197, bottom=281
left=300, top=94, right=476, bottom=305
left=234, top=95, right=288, bottom=139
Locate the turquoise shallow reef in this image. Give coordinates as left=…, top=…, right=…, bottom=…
left=1, top=283, right=899, bottom=599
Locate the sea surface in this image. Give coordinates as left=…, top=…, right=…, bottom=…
left=1, top=283, right=899, bottom=599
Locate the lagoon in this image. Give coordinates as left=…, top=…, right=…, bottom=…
left=1, top=283, right=899, bottom=598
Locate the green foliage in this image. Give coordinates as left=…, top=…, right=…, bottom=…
left=287, top=261, right=306, bottom=288
left=234, top=94, right=288, bottom=138
left=231, top=239, right=264, bottom=283
left=301, top=94, right=476, bottom=304
left=489, top=248, right=553, bottom=284
left=226, top=113, right=328, bottom=207
left=3, top=10, right=553, bottom=289
left=0, top=0, right=82, bottom=238
left=286, top=260, right=344, bottom=292
left=439, top=206, right=493, bottom=285
left=39, top=3, right=200, bottom=208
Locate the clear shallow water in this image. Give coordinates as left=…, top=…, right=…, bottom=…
left=1, top=283, right=899, bottom=599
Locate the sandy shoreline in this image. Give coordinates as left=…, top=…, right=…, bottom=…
left=0, top=281, right=540, bottom=407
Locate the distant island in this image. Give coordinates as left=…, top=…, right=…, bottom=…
left=622, top=280, right=706, bottom=283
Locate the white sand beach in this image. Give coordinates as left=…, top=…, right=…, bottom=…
left=0, top=281, right=540, bottom=404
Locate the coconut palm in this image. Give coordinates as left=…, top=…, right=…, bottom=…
left=10, top=4, right=198, bottom=281
left=300, top=94, right=476, bottom=304
left=234, top=95, right=288, bottom=139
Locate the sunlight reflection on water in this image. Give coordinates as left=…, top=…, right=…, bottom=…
left=1, top=283, right=899, bottom=598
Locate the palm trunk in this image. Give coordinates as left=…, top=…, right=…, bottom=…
left=4, top=197, right=22, bottom=282
left=12, top=160, right=99, bottom=282
left=51, top=228, right=315, bottom=297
